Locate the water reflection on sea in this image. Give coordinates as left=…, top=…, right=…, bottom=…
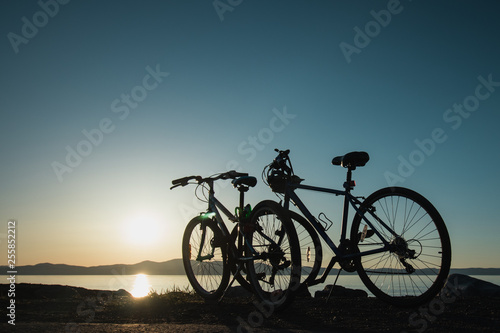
left=11, top=274, right=500, bottom=298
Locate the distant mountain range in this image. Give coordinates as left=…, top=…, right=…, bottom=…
left=2, top=259, right=185, bottom=275
left=2, top=259, right=500, bottom=276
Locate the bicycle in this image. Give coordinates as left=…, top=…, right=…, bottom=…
left=257, top=149, right=452, bottom=307
left=171, top=170, right=301, bottom=309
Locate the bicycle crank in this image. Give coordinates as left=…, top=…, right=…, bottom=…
left=338, top=240, right=358, bottom=272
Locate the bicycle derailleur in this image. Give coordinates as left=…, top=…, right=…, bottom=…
left=390, top=236, right=419, bottom=274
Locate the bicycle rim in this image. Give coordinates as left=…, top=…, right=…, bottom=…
left=182, top=216, right=230, bottom=300
left=246, top=201, right=301, bottom=310
left=351, top=187, right=451, bottom=307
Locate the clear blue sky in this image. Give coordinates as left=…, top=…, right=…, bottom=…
left=1, top=0, right=499, bottom=268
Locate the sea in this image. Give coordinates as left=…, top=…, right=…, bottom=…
left=5, top=274, right=500, bottom=298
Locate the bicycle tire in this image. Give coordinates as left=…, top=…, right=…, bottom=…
left=182, top=216, right=230, bottom=301
left=350, top=187, right=451, bottom=307
left=289, top=211, right=322, bottom=287
left=245, top=200, right=302, bottom=310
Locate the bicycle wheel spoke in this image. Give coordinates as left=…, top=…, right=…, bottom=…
left=182, top=217, right=229, bottom=300
left=246, top=201, right=301, bottom=310
left=352, top=187, right=451, bottom=307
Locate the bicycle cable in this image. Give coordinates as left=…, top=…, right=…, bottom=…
left=194, top=183, right=209, bottom=203
left=194, top=171, right=227, bottom=203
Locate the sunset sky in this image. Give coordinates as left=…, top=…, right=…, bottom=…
left=1, top=1, right=500, bottom=269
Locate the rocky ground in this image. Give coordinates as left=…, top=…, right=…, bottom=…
left=1, top=279, right=499, bottom=332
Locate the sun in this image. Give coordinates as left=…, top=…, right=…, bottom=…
left=122, top=213, right=163, bottom=245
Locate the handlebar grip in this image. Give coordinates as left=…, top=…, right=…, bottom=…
left=172, top=175, right=198, bottom=186
left=274, top=148, right=290, bottom=156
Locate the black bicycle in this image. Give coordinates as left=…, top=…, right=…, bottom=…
left=171, top=170, right=301, bottom=309
left=257, top=149, right=451, bottom=307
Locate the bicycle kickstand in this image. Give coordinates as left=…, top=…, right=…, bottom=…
left=326, top=268, right=343, bottom=304
left=218, top=262, right=244, bottom=303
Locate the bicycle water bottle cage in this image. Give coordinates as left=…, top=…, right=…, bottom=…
left=332, top=151, right=370, bottom=170
left=235, top=204, right=252, bottom=220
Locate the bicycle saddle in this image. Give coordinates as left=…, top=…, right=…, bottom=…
left=332, top=151, right=370, bottom=169
left=232, top=176, right=257, bottom=188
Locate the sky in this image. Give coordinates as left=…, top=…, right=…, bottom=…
left=1, top=0, right=499, bottom=269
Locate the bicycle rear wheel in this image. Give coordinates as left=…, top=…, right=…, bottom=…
left=245, top=200, right=301, bottom=310
left=351, top=187, right=451, bottom=307
left=182, top=216, right=230, bottom=301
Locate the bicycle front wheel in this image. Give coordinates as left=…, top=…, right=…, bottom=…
left=182, top=216, right=230, bottom=301
left=245, top=200, right=301, bottom=310
left=351, top=187, right=451, bottom=307
left=289, top=211, right=322, bottom=287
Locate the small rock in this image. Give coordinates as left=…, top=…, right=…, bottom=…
left=315, top=285, right=368, bottom=299
left=295, top=284, right=312, bottom=298
left=443, top=274, right=500, bottom=298
left=224, top=286, right=253, bottom=298
left=113, top=289, right=132, bottom=297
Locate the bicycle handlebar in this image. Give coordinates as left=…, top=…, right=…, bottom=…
left=170, top=170, right=248, bottom=190
left=172, top=175, right=202, bottom=187
left=275, top=148, right=290, bottom=155
left=272, top=148, right=292, bottom=172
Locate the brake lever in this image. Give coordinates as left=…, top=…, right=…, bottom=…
left=170, top=183, right=183, bottom=190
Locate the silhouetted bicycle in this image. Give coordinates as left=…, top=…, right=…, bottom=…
left=256, top=149, right=451, bottom=307
left=171, top=170, right=301, bottom=309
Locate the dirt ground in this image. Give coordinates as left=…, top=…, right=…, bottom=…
left=1, top=283, right=499, bottom=332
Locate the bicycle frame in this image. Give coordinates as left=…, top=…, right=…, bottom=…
left=281, top=171, right=400, bottom=284
left=201, top=182, right=269, bottom=264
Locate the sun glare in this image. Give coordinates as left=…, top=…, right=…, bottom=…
left=130, top=273, right=151, bottom=298
left=123, top=213, right=163, bottom=245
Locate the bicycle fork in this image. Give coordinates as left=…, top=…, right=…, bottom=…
left=195, top=225, right=215, bottom=261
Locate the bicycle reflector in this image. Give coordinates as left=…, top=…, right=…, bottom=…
left=343, top=180, right=356, bottom=190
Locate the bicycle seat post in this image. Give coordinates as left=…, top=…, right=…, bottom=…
left=238, top=186, right=248, bottom=217
left=344, top=168, right=355, bottom=193
left=340, top=167, right=355, bottom=241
